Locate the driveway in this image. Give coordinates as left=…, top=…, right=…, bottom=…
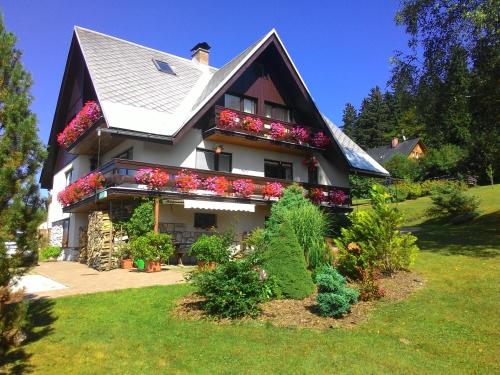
left=24, top=261, right=190, bottom=298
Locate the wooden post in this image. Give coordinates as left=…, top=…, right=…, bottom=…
left=154, top=197, right=160, bottom=233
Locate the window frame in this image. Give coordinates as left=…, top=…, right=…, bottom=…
left=308, top=167, right=319, bottom=185
left=114, top=147, right=133, bottom=160
left=194, top=213, right=217, bottom=230
left=224, top=93, right=257, bottom=114
left=264, top=101, right=292, bottom=123
left=196, top=148, right=232, bottom=172
left=65, top=169, right=73, bottom=187
left=264, top=159, right=293, bottom=181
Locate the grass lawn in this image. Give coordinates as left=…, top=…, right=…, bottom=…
left=4, top=185, right=500, bottom=374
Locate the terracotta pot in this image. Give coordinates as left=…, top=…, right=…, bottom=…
left=197, top=261, right=216, bottom=270
left=121, top=259, right=133, bottom=269
left=145, top=261, right=162, bottom=273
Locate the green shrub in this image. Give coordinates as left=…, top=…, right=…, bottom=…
left=130, top=231, right=174, bottom=262
left=125, top=200, right=154, bottom=239
left=420, top=144, right=467, bottom=179
left=384, top=154, right=421, bottom=181
left=189, top=234, right=230, bottom=264
left=39, top=246, right=61, bottom=261
left=261, top=222, right=315, bottom=299
left=191, top=259, right=274, bottom=318
left=427, top=183, right=480, bottom=219
left=349, top=175, right=381, bottom=199
left=335, top=185, right=419, bottom=276
left=266, top=184, right=331, bottom=271
left=315, top=266, right=359, bottom=317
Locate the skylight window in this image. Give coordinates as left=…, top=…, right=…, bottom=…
left=153, top=59, right=176, bottom=75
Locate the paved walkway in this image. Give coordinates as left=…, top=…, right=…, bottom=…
left=26, top=261, right=190, bottom=299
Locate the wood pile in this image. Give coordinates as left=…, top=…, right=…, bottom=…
left=78, top=227, right=88, bottom=263
left=86, top=211, right=118, bottom=271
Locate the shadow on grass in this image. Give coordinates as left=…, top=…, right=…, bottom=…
left=417, top=210, right=500, bottom=258
left=0, top=297, right=57, bottom=374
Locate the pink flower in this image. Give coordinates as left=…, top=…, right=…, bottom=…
left=291, top=127, right=310, bottom=143
left=232, top=179, right=255, bottom=198
left=241, top=116, right=263, bottom=133
left=135, top=168, right=169, bottom=190
left=56, top=101, right=102, bottom=148
left=219, top=110, right=238, bottom=129
left=262, top=182, right=283, bottom=199
left=330, top=189, right=347, bottom=206
left=269, top=122, right=288, bottom=140
left=308, top=188, right=325, bottom=204
left=312, top=131, right=331, bottom=148
left=57, top=172, right=104, bottom=206
left=203, top=176, right=229, bottom=195
left=175, top=170, right=201, bottom=192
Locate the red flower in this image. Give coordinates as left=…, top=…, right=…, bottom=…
left=232, top=179, right=255, bottom=198
left=291, top=127, right=310, bottom=143
left=56, top=101, right=101, bottom=148
left=303, top=156, right=319, bottom=171
left=135, top=168, right=169, bottom=190
left=329, top=189, right=347, bottom=205
left=219, top=110, right=238, bottom=129
left=57, top=172, right=104, bottom=206
left=262, top=182, right=283, bottom=199
left=312, top=131, right=331, bottom=148
left=175, top=170, right=201, bottom=192
left=241, top=116, right=263, bottom=133
left=308, top=188, right=324, bottom=204
left=204, top=176, right=230, bottom=195
left=269, top=122, right=288, bottom=140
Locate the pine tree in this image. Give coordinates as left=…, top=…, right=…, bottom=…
left=341, top=103, right=357, bottom=139
left=355, top=86, right=393, bottom=148
left=0, top=14, right=46, bottom=355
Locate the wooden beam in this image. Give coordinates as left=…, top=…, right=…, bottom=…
left=154, top=197, right=160, bottom=233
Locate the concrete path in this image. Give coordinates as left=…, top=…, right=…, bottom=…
left=26, top=261, right=190, bottom=299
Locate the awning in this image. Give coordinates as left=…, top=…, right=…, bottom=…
left=184, top=200, right=255, bottom=212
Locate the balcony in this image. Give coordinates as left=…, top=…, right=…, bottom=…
left=60, top=158, right=351, bottom=212
left=203, top=106, right=331, bottom=155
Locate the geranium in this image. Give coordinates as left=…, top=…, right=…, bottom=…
left=303, top=156, right=319, bottom=171
left=269, top=122, right=288, bottom=140
left=241, top=116, right=263, bottom=133
left=291, top=127, right=310, bottom=143
left=312, top=131, right=331, bottom=148
left=261, top=182, right=283, bottom=199
left=175, top=169, right=201, bottom=192
left=57, top=172, right=104, bottom=206
left=135, top=168, right=169, bottom=190
left=308, top=188, right=325, bottom=204
left=57, top=101, right=101, bottom=148
left=219, top=109, right=238, bottom=129
left=232, top=179, right=255, bottom=198
left=330, top=189, right=347, bottom=206
left=204, top=176, right=229, bottom=195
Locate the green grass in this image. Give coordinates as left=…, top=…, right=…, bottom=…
left=4, top=185, right=500, bottom=374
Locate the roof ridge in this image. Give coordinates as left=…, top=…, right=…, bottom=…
left=73, top=26, right=218, bottom=71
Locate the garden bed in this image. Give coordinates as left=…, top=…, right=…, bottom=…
left=173, top=270, right=425, bottom=329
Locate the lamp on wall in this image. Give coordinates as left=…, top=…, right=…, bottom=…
left=214, top=145, right=224, bottom=154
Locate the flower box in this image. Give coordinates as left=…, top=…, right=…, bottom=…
left=175, top=170, right=201, bottom=192
left=262, top=182, right=284, bottom=199
left=57, top=101, right=101, bottom=148
left=57, top=172, right=105, bottom=206
left=232, top=179, right=255, bottom=198
left=135, top=168, right=169, bottom=190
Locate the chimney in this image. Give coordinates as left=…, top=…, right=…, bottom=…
left=191, top=42, right=211, bottom=65
left=391, top=137, right=399, bottom=148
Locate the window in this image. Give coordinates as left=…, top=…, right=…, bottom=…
left=153, top=59, right=176, bottom=75
left=264, top=160, right=293, bottom=181
left=65, top=169, right=73, bottom=187
left=115, top=148, right=133, bottom=160
left=308, top=168, right=318, bottom=185
left=224, top=94, right=257, bottom=114
left=196, top=148, right=232, bottom=173
left=194, top=213, right=217, bottom=229
left=61, top=219, right=70, bottom=248
left=264, top=102, right=291, bottom=122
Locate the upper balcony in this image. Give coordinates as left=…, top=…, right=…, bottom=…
left=203, top=106, right=332, bottom=155
left=59, top=158, right=351, bottom=213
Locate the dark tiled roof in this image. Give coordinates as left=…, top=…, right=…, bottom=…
left=367, top=138, right=421, bottom=163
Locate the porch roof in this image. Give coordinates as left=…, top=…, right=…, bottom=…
left=184, top=200, right=256, bottom=212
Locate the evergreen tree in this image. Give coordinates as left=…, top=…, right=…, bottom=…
left=341, top=103, right=357, bottom=139
left=355, top=86, right=393, bottom=148
left=0, top=14, right=46, bottom=354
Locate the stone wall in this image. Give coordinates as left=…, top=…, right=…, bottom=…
left=50, top=224, right=63, bottom=247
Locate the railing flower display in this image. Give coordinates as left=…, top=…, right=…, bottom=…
left=203, top=176, right=229, bottom=195
left=262, top=182, right=284, bottom=199
left=232, top=179, right=255, bottom=198
left=303, top=155, right=319, bottom=171
left=241, top=116, right=263, bottom=133
left=312, top=131, right=331, bottom=148
left=219, top=109, right=238, bottom=129
left=308, top=187, right=325, bottom=204
left=57, top=172, right=105, bottom=206
left=175, top=169, right=201, bottom=192
left=57, top=101, right=101, bottom=148
left=329, top=189, right=347, bottom=206
left=269, top=122, right=288, bottom=140
left=135, top=168, right=169, bottom=190
left=291, top=127, right=309, bottom=143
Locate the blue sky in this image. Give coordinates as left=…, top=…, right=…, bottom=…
left=2, top=0, right=409, bottom=145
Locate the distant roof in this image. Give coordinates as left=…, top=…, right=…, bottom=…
left=53, top=27, right=388, bottom=178
left=367, top=138, right=422, bottom=163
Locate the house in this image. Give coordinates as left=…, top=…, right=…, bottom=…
left=40, top=27, right=388, bottom=263
left=367, top=137, right=426, bottom=164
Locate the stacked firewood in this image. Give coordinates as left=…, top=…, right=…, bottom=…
left=78, top=227, right=88, bottom=263
left=86, top=211, right=118, bottom=271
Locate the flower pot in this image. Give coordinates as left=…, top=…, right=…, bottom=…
left=197, top=261, right=216, bottom=270
left=121, top=258, right=133, bottom=269
left=145, top=261, right=162, bottom=273
left=134, top=259, right=145, bottom=270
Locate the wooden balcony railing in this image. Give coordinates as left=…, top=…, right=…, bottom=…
left=61, top=158, right=351, bottom=209
left=205, top=106, right=331, bottom=151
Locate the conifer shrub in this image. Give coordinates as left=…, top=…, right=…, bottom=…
left=427, top=182, right=480, bottom=219
left=260, top=222, right=315, bottom=299
left=315, top=266, right=359, bottom=317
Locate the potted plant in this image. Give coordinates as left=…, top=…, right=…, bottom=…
left=116, top=241, right=133, bottom=269
left=130, top=231, right=175, bottom=273
left=261, top=182, right=284, bottom=200
left=189, top=234, right=230, bottom=270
